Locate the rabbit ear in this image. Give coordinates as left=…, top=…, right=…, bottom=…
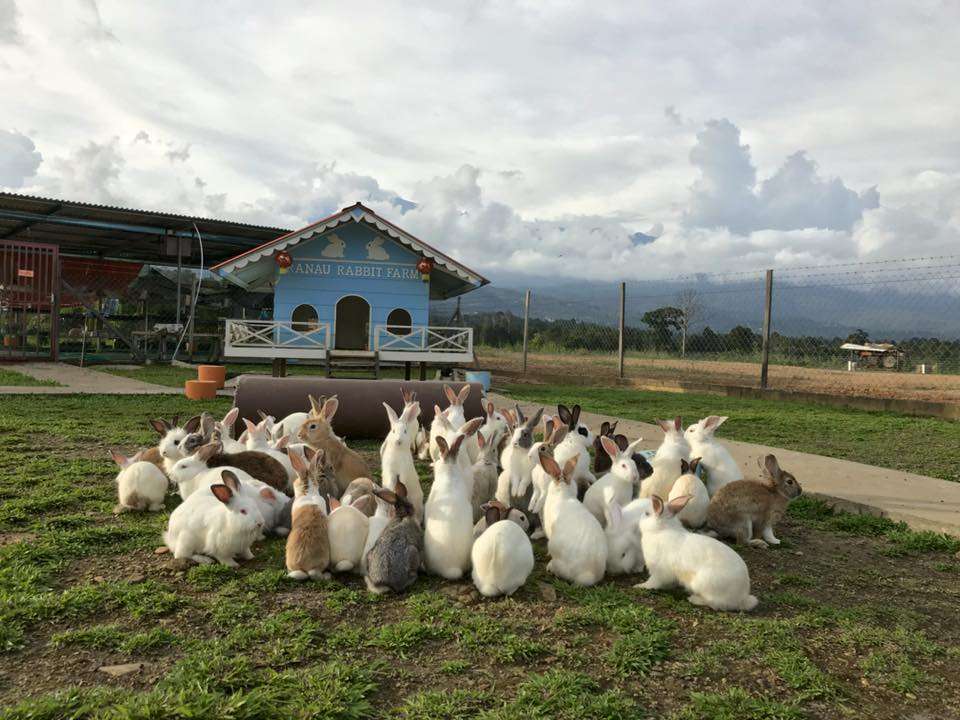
left=570, top=405, right=581, bottom=428
left=109, top=449, right=129, bottom=468
left=322, top=397, right=339, bottom=421
left=600, top=421, right=610, bottom=435
left=550, top=425, right=568, bottom=446
left=309, top=448, right=324, bottom=472
left=651, top=495, right=664, bottom=516
left=243, top=418, right=257, bottom=433
left=704, top=415, right=727, bottom=432
left=220, top=470, right=241, bottom=492
left=274, top=435, right=290, bottom=450
left=655, top=419, right=673, bottom=433
left=460, top=417, right=483, bottom=437
left=259, top=487, right=277, bottom=502
left=148, top=418, right=169, bottom=435
left=527, top=407, right=544, bottom=430
left=557, top=404, right=572, bottom=426
left=222, top=407, right=239, bottom=427
left=562, top=456, right=578, bottom=481
left=289, top=448, right=309, bottom=476
left=183, top=415, right=202, bottom=434
left=600, top=436, right=620, bottom=460
left=457, top=384, right=470, bottom=405
left=195, top=441, right=221, bottom=463
left=374, top=487, right=399, bottom=504
left=395, top=480, right=408, bottom=498
left=667, top=494, right=692, bottom=515
left=626, top=437, right=645, bottom=456
left=328, top=496, right=341, bottom=510
left=764, top=454, right=781, bottom=477
left=443, top=384, right=457, bottom=404
left=449, top=433, right=467, bottom=458
left=613, top=434, right=630, bottom=452
left=383, top=402, right=399, bottom=426
left=674, top=416, right=682, bottom=432
left=680, top=458, right=690, bottom=475
left=308, top=394, right=323, bottom=415
left=514, top=404, right=526, bottom=424
left=400, top=401, right=420, bottom=423
left=484, top=504, right=501, bottom=527
left=476, top=432, right=486, bottom=450
left=486, top=401, right=495, bottom=418
left=210, top=484, right=233, bottom=504
left=604, top=499, right=623, bottom=530
left=435, top=435, right=450, bottom=459
left=543, top=417, right=554, bottom=440
left=689, top=457, right=702, bottom=474
left=538, top=452, right=561, bottom=479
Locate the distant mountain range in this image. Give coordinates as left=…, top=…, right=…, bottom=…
left=434, top=274, right=960, bottom=340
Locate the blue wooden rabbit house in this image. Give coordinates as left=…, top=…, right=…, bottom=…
left=212, top=203, right=487, bottom=376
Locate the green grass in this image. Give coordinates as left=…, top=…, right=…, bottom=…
left=0, top=368, right=60, bottom=387
left=2, top=393, right=960, bottom=717
left=502, top=383, right=960, bottom=481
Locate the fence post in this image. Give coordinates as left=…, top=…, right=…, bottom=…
left=521, top=289, right=531, bottom=374
left=618, top=282, right=625, bottom=379
left=760, top=269, right=774, bottom=389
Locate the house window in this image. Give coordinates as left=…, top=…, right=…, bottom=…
left=386, top=308, right=413, bottom=335
left=291, top=304, right=319, bottom=332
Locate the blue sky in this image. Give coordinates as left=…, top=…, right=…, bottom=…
left=1, top=1, right=958, bottom=280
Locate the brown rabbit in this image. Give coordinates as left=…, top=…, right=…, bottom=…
left=196, top=434, right=290, bottom=494
left=340, top=477, right=379, bottom=517
left=285, top=448, right=331, bottom=580
left=705, top=454, right=802, bottom=548
left=297, top=395, right=370, bottom=496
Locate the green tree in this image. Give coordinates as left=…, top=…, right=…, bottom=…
left=642, top=306, right=683, bottom=350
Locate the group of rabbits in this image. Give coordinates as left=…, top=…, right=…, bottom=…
left=108, top=386, right=802, bottom=611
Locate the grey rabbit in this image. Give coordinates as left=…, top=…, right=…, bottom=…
left=364, top=481, right=423, bottom=595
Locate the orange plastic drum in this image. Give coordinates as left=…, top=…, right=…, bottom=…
left=197, top=365, right=227, bottom=388
left=185, top=379, right=218, bottom=400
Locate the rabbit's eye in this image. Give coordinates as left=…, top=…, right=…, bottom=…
left=240, top=508, right=247, bottom=514
left=786, top=478, right=793, bottom=484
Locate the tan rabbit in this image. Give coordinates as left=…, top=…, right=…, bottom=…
left=297, top=395, right=370, bottom=496
left=285, top=448, right=331, bottom=580
left=705, top=454, right=802, bottom=548
left=340, top=477, right=379, bottom=517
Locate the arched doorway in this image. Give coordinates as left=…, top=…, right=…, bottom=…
left=335, top=296, right=370, bottom=350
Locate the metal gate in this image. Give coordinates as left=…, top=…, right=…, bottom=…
left=0, top=240, right=59, bottom=361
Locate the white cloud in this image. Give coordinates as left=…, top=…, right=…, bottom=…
left=43, top=138, right=125, bottom=204
left=0, top=0, right=20, bottom=44
left=0, top=129, right=41, bottom=187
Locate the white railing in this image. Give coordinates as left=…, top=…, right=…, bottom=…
left=224, top=319, right=330, bottom=358
left=374, top=325, right=473, bottom=356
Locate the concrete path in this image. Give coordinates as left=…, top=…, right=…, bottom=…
left=489, top=392, right=960, bottom=536
left=0, top=362, right=181, bottom=395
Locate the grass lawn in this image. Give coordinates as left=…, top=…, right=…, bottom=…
left=97, top=363, right=408, bottom=388
left=1, top=394, right=959, bottom=718
left=0, top=368, right=61, bottom=387
left=502, top=383, right=960, bottom=483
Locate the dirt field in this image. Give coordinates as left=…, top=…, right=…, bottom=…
left=480, top=348, right=960, bottom=404
left=2, top=395, right=960, bottom=719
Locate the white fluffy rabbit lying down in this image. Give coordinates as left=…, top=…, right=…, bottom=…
left=163, top=469, right=265, bottom=567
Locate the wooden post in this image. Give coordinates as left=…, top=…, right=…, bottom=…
left=272, top=357, right=286, bottom=378
left=760, top=269, right=773, bottom=389
left=419, top=361, right=427, bottom=381
left=618, top=282, right=625, bottom=380
left=404, top=361, right=411, bottom=381
left=521, top=289, right=531, bottom=374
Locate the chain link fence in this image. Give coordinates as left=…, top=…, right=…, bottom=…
left=472, top=256, right=960, bottom=403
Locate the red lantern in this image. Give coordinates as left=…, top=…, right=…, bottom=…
left=274, top=250, right=292, bottom=272
left=416, top=257, right=434, bottom=275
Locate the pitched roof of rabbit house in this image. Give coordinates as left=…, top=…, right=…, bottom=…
left=210, top=202, right=489, bottom=299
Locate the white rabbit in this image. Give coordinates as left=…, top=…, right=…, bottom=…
left=326, top=495, right=370, bottom=573
left=470, top=431, right=500, bottom=522
left=423, top=433, right=475, bottom=580
left=379, top=389, right=420, bottom=457
left=472, top=501, right=530, bottom=539
left=110, top=449, right=169, bottom=513
left=168, top=445, right=220, bottom=500
left=429, top=385, right=476, bottom=462
left=552, top=403, right=595, bottom=493
left=163, top=470, right=265, bottom=567
left=199, top=408, right=244, bottom=454
left=184, top=463, right=290, bottom=536
left=603, top=492, right=645, bottom=575
left=668, top=457, right=710, bottom=528
left=243, top=418, right=296, bottom=489
left=359, top=494, right=392, bottom=575
left=639, top=455, right=688, bottom=500
left=531, top=442, right=578, bottom=541
left=478, top=400, right=509, bottom=449
left=538, top=453, right=607, bottom=587
left=654, top=416, right=691, bottom=465
left=471, top=503, right=535, bottom=597
left=271, top=411, right=310, bottom=443
left=495, top=406, right=542, bottom=506
left=415, top=426, right=430, bottom=460
left=685, top=416, right=743, bottom=496
left=366, top=236, right=390, bottom=260
left=381, top=400, right=424, bottom=523
left=523, top=418, right=565, bottom=537
left=582, top=435, right=644, bottom=525
left=636, top=494, right=758, bottom=611
left=151, top=415, right=202, bottom=477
